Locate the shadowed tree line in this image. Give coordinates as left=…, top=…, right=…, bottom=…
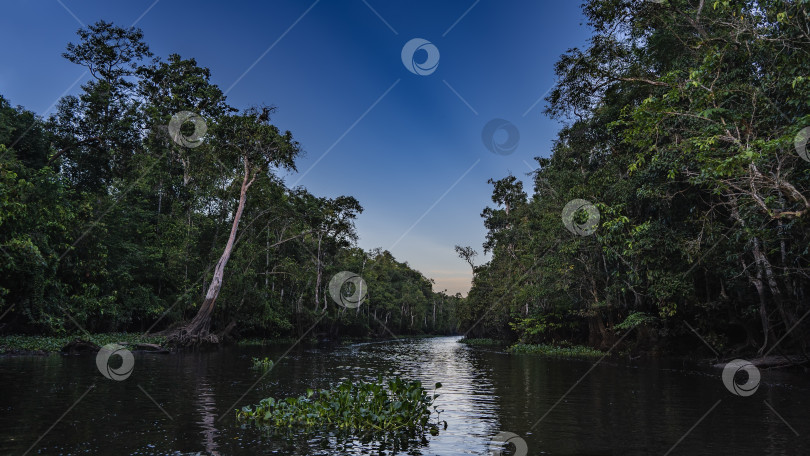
left=457, top=0, right=810, bottom=358
left=0, top=21, right=459, bottom=344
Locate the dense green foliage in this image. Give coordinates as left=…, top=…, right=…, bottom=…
left=457, top=337, right=504, bottom=346
left=236, top=377, right=445, bottom=441
left=4, top=2, right=808, bottom=357
left=457, top=0, right=810, bottom=357
left=0, top=333, right=165, bottom=353
left=0, top=21, right=457, bottom=341
left=509, top=343, right=605, bottom=358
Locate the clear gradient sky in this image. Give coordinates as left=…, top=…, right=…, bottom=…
left=0, top=0, right=590, bottom=295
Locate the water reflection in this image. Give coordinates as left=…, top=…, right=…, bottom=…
left=194, top=370, right=220, bottom=455
left=336, top=336, right=502, bottom=454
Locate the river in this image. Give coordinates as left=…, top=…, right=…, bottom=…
left=1, top=336, right=807, bottom=455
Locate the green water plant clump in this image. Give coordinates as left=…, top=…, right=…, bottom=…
left=237, top=338, right=298, bottom=347
left=458, top=338, right=503, bottom=346
left=0, top=333, right=166, bottom=354
left=509, top=343, right=605, bottom=358
left=250, top=357, right=274, bottom=370
left=236, top=376, right=446, bottom=437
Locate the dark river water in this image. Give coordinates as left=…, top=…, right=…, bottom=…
left=1, top=336, right=808, bottom=455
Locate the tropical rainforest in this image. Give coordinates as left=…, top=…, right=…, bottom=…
left=2, top=0, right=810, bottom=358
left=456, top=0, right=810, bottom=358
left=0, top=21, right=460, bottom=344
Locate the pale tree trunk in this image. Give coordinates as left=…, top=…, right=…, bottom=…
left=730, top=203, right=773, bottom=354
left=743, top=256, right=771, bottom=354
left=752, top=236, right=796, bottom=342
left=265, top=224, right=270, bottom=292
left=174, top=158, right=255, bottom=345
left=314, top=232, right=323, bottom=311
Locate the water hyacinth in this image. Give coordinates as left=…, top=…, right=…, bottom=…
left=250, top=357, right=274, bottom=370
left=236, top=376, right=446, bottom=438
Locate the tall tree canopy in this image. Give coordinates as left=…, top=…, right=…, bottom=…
left=0, top=21, right=457, bottom=343
left=458, top=0, right=810, bottom=356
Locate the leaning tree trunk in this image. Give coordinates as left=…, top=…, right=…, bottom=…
left=314, top=231, right=323, bottom=312
left=171, top=159, right=254, bottom=346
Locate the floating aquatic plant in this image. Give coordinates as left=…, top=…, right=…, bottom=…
left=250, top=357, right=274, bottom=370
left=236, top=376, right=446, bottom=444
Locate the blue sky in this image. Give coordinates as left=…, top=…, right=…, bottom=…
left=0, top=0, right=590, bottom=295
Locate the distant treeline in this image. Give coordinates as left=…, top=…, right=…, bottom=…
left=456, top=0, right=810, bottom=356
left=0, top=21, right=459, bottom=340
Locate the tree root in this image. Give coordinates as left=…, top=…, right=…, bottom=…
left=165, top=320, right=238, bottom=347
left=165, top=326, right=220, bottom=347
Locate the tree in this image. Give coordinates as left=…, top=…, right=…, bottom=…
left=52, top=20, right=153, bottom=191
left=170, top=106, right=300, bottom=345
left=454, top=245, right=477, bottom=270
left=0, top=21, right=459, bottom=344
left=460, top=0, right=810, bottom=355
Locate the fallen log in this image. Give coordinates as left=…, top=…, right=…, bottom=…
left=134, top=343, right=170, bottom=353
left=713, top=355, right=808, bottom=369
left=60, top=340, right=170, bottom=354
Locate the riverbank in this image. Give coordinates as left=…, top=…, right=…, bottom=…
left=459, top=337, right=606, bottom=358
left=459, top=337, right=810, bottom=370
left=0, top=333, right=166, bottom=355
left=0, top=333, right=449, bottom=355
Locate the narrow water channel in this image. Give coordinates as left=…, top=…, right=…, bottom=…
left=1, top=336, right=807, bottom=455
